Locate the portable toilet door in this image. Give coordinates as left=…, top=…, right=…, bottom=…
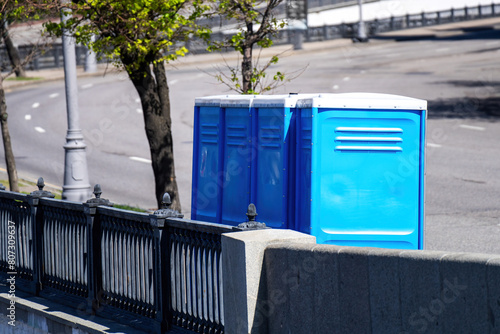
left=299, top=93, right=427, bottom=250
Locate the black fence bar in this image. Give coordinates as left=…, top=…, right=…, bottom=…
left=0, top=192, right=33, bottom=292
left=37, top=197, right=89, bottom=305
left=163, top=218, right=231, bottom=334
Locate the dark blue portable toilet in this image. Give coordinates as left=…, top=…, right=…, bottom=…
left=191, top=94, right=309, bottom=228
left=295, top=93, right=427, bottom=249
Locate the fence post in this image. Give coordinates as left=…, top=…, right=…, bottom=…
left=478, top=4, right=482, bottom=18
left=53, top=46, right=60, bottom=68
left=151, top=193, right=184, bottom=333
left=27, top=177, right=54, bottom=295
left=465, top=6, right=469, bottom=20
left=405, top=14, right=410, bottom=28
left=83, top=184, right=112, bottom=314
left=451, top=8, right=455, bottom=22
left=492, top=3, right=496, bottom=15
left=421, top=12, right=426, bottom=26
left=437, top=11, right=441, bottom=25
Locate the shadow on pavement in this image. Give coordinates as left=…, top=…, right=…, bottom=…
left=372, top=25, right=500, bottom=42
left=428, top=96, right=500, bottom=119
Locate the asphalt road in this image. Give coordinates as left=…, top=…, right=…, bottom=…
left=3, top=25, right=500, bottom=254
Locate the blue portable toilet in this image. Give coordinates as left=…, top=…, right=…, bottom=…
left=191, top=94, right=311, bottom=228
left=191, top=93, right=426, bottom=250
left=295, top=93, right=427, bottom=249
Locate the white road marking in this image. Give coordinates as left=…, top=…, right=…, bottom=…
left=135, top=98, right=141, bottom=103
left=25, top=115, right=32, bottom=121
left=49, top=93, right=59, bottom=98
left=427, top=143, right=442, bottom=148
left=32, top=102, right=40, bottom=108
left=333, top=85, right=340, bottom=90
left=170, top=79, right=179, bottom=85
left=343, top=77, right=350, bottom=81
left=136, top=109, right=143, bottom=114
left=34, top=127, right=46, bottom=133
left=459, top=124, right=485, bottom=131
left=81, top=83, right=93, bottom=89
left=130, top=156, right=151, bottom=164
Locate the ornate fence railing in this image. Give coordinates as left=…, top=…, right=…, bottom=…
left=0, top=179, right=234, bottom=334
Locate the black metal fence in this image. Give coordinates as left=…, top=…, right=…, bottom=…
left=0, top=180, right=233, bottom=334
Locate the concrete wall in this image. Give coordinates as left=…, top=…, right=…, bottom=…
left=222, top=230, right=500, bottom=334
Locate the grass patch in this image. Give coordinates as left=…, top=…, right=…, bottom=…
left=113, top=204, right=148, bottom=213
left=6, top=76, right=42, bottom=82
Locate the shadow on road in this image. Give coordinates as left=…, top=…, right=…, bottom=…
left=428, top=96, right=500, bottom=119
left=372, top=25, right=500, bottom=42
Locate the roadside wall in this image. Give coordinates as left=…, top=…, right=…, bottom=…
left=222, top=230, right=500, bottom=334
left=263, top=244, right=500, bottom=334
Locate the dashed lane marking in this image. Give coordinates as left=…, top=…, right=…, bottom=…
left=427, top=143, right=442, bottom=148
left=81, top=83, right=93, bottom=89
left=32, top=102, right=40, bottom=108
left=459, top=124, right=485, bottom=131
left=49, top=93, right=59, bottom=98
left=129, top=156, right=151, bottom=164
left=34, top=127, right=46, bottom=133
left=25, top=115, right=31, bottom=121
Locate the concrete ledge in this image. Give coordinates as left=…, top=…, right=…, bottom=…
left=222, top=229, right=316, bottom=334
left=0, top=288, right=147, bottom=334
left=263, top=244, right=500, bottom=334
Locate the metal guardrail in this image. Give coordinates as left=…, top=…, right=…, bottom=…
left=0, top=180, right=233, bottom=333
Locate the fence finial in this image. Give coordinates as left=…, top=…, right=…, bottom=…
left=234, top=204, right=269, bottom=231
left=93, top=184, right=102, bottom=199
left=86, top=184, right=113, bottom=206
left=246, top=203, right=258, bottom=221
left=30, top=177, right=55, bottom=198
left=154, top=192, right=183, bottom=218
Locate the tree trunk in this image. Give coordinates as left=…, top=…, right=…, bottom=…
left=1, top=22, right=26, bottom=78
left=0, top=79, right=19, bottom=192
left=124, top=59, right=181, bottom=211
left=242, top=44, right=253, bottom=93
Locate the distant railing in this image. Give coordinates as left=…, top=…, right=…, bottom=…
left=0, top=179, right=233, bottom=334
left=2, top=3, right=498, bottom=70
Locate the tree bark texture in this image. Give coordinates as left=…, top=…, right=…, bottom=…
left=123, top=58, right=181, bottom=211
left=0, top=80, right=19, bottom=192
left=242, top=45, right=253, bottom=93
left=1, top=23, right=26, bottom=78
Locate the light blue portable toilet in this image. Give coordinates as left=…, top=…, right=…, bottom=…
left=296, top=93, right=427, bottom=249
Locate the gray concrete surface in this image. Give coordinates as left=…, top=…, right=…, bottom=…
left=260, top=242, right=500, bottom=334
left=221, top=229, right=316, bottom=334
